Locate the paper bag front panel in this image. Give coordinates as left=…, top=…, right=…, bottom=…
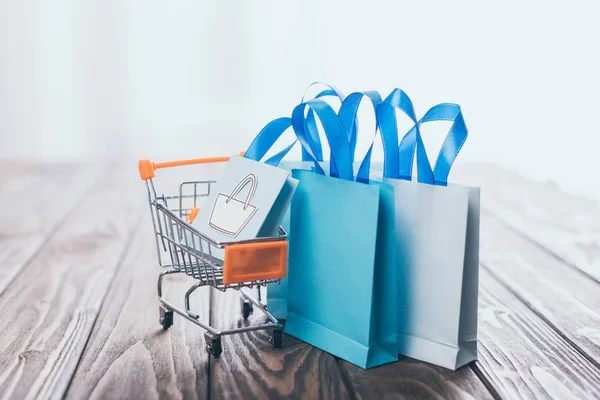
left=286, top=170, right=397, bottom=368
left=385, top=178, right=477, bottom=369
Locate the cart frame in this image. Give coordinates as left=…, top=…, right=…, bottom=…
left=138, top=154, right=286, bottom=357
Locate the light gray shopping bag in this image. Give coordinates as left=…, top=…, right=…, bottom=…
left=384, top=178, right=479, bottom=369
left=375, top=98, right=479, bottom=370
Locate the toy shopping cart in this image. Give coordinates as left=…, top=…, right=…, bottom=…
left=138, top=155, right=287, bottom=358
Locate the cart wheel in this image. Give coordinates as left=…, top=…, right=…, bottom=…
left=205, top=333, right=223, bottom=358
left=240, top=298, right=253, bottom=319
left=269, top=327, right=284, bottom=348
left=159, top=306, right=173, bottom=330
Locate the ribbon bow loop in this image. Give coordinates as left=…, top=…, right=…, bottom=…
left=291, top=98, right=354, bottom=181
left=403, top=103, right=468, bottom=185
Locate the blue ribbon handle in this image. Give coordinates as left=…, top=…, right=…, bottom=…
left=374, top=89, right=419, bottom=180
left=338, top=91, right=381, bottom=159
left=301, top=82, right=345, bottom=162
left=400, top=103, right=468, bottom=185
left=334, top=91, right=390, bottom=183
left=291, top=90, right=385, bottom=182
left=246, top=85, right=467, bottom=187
left=291, top=98, right=354, bottom=181
left=246, top=87, right=412, bottom=184
left=244, top=117, right=293, bottom=165
left=245, top=83, right=345, bottom=166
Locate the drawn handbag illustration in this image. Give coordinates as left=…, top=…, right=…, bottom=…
left=209, top=173, right=258, bottom=237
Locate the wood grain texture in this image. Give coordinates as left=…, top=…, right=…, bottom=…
left=0, top=163, right=99, bottom=296
left=66, top=218, right=212, bottom=400
left=1, top=162, right=599, bottom=399
left=339, top=356, right=494, bottom=400
left=476, top=268, right=600, bottom=399
left=0, top=166, right=142, bottom=399
left=454, top=164, right=600, bottom=283
left=209, top=288, right=352, bottom=400
left=480, top=212, right=600, bottom=366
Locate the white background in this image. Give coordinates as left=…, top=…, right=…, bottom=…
left=1, top=1, right=598, bottom=199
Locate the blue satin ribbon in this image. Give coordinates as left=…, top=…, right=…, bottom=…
left=301, top=83, right=345, bottom=162
left=377, top=89, right=419, bottom=179
left=244, top=117, right=290, bottom=161
left=245, top=83, right=345, bottom=166
left=245, top=83, right=467, bottom=186
left=244, top=117, right=292, bottom=165
left=291, top=89, right=388, bottom=182
left=337, top=91, right=383, bottom=183
left=398, top=103, right=468, bottom=185
left=291, top=98, right=353, bottom=180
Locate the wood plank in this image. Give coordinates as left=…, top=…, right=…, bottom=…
left=0, top=163, right=99, bottom=295
left=67, top=160, right=232, bottom=399
left=339, top=356, right=494, bottom=400
left=454, top=164, right=600, bottom=282
left=209, top=288, right=352, bottom=400
left=65, top=217, right=211, bottom=400
left=0, top=165, right=143, bottom=399
left=476, top=268, right=600, bottom=399
left=480, top=211, right=600, bottom=366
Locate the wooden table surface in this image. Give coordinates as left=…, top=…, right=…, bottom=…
left=1, top=163, right=599, bottom=400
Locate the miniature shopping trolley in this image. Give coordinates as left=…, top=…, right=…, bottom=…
left=138, top=154, right=287, bottom=358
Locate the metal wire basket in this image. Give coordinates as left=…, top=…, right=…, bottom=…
left=138, top=155, right=286, bottom=357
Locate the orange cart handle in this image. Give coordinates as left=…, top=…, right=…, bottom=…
left=138, top=152, right=244, bottom=180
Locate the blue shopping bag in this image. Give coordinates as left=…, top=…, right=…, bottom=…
left=245, top=90, right=399, bottom=368
left=286, top=170, right=398, bottom=368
